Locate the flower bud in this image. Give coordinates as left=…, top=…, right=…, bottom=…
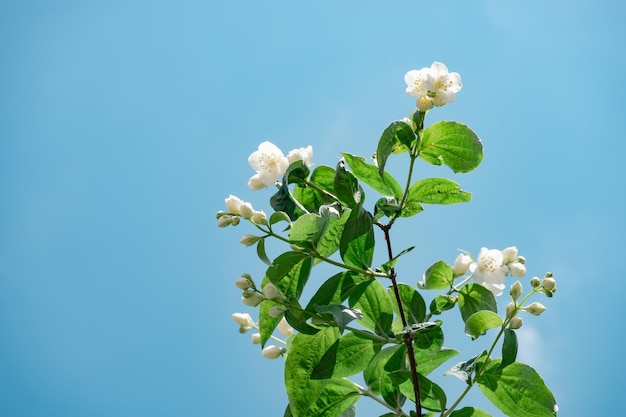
left=242, top=290, right=263, bottom=307
left=217, top=214, right=234, bottom=228
left=509, top=316, right=523, bottom=329
left=452, top=253, right=472, bottom=276
left=277, top=317, right=293, bottom=337
left=542, top=277, right=557, bottom=292
left=240, top=234, right=262, bottom=246
left=262, top=345, right=284, bottom=360
left=235, top=274, right=253, bottom=290
left=510, top=281, right=523, bottom=301
left=232, top=312, right=256, bottom=332
left=239, top=202, right=255, bottom=220
left=523, top=302, right=546, bottom=316
left=505, top=302, right=517, bottom=319
left=251, top=333, right=261, bottom=344
left=530, top=276, right=541, bottom=288
left=225, top=195, right=244, bottom=214
left=230, top=216, right=240, bottom=226
left=502, top=246, right=518, bottom=263
left=508, top=261, right=526, bottom=277
left=268, top=306, right=287, bottom=318
left=262, top=283, right=280, bottom=300
left=251, top=210, right=268, bottom=225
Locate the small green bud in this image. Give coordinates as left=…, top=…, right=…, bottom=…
left=530, top=276, right=541, bottom=288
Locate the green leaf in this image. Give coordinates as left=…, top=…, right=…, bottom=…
left=364, top=344, right=407, bottom=409
left=266, top=252, right=310, bottom=286
left=399, top=373, right=447, bottom=412
left=413, top=325, right=460, bottom=376
left=334, top=160, right=362, bottom=208
left=311, top=331, right=382, bottom=379
left=339, top=204, right=375, bottom=269
left=306, top=272, right=369, bottom=312
left=285, top=328, right=341, bottom=417
left=464, top=310, right=503, bottom=339
left=406, top=177, right=471, bottom=205
left=380, top=247, right=415, bottom=275
left=310, top=165, right=337, bottom=195
left=458, top=284, right=498, bottom=323
left=313, top=304, right=361, bottom=333
left=315, top=209, right=350, bottom=260
left=342, top=152, right=403, bottom=199
left=418, top=260, right=453, bottom=290
left=285, top=308, right=320, bottom=335
left=270, top=211, right=291, bottom=226
left=429, top=294, right=457, bottom=315
left=289, top=213, right=330, bottom=249
left=418, top=121, right=483, bottom=173
left=444, top=351, right=487, bottom=385
left=306, top=378, right=360, bottom=417
left=256, top=238, right=272, bottom=266
left=376, top=120, right=416, bottom=175
left=449, top=407, right=492, bottom=417
left=477, top=360, right=558, bottom=417
left=374, top=196, right=402, bottom=221
left=500, top=329, right=518, bottom=369
left=349, top=279, right=394, bottom=335
left=286, top=160, right=310, bottom=185
left=271, top=177, right=298, bottom=220
left=387, top=283, right=426, bottom=326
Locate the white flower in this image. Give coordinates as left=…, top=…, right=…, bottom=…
left=232, top=313, right=256, bottom=332
left=287, top=145, right=313, bottom=168
left=452, top=253, right=472, bottom=276
left=261, top=345, right=284, bottom=360
left=469, top=247, right=509, bottom=296
left=239, top=202, right=254, bottom=219
left=405, top=62, right=461, bottom=111
left=405, top=68, right=434, bottom=111
left=277, top=317, right=293, bottom=337
left=422, top=62, right=462, bottom=107
left=225, top=195, right=245, bottom=215
left=247, top=141, right=289, bottom=190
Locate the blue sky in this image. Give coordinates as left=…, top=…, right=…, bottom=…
left=1, top=1, right=624, bottom=416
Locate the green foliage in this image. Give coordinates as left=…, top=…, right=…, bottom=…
left=223, top=83, right=558, bottom=417
left=418, top=121, right=483, bottom=173
left=477, top=360, right=557, bottom=417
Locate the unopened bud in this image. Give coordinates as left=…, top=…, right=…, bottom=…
left=510, top=281, right=523, bottom=301
left=523, top=302, right=546, bottom=316
left=508, top=261, right=526, bottom=278
left=452, top=253, right=472, bottom=276
left=502, top=246, right=518, bottom=263
left=261, top=345, right=284, bottom=360
left=235, top=274, right=253, bottom=290
left=242, top=290, right=263, bottom=307
left=263, top=283, right=279, bottom=300
left=277, top=317, right=293, bottom=337
left=530, top=276, right=541, bottom=288
left=217, top=214, right=234, bottom=228
left=505, top=302, right=517, bottom=319
left=239, top=202, right=255, bottom=219
left=509, top=316, right=523, bottom=329
left=251, top=333, right=261, bottom=344
left=251, top=210, right=268, bottom=225
left=240, top=234, right=262, bottom=246
left=230, top=216, right=240, bottom=226
left=542, top=277, right=557, bottom=292
left=268, top=305, right=287, bottom=318
left=225, top=195, right=244, bottom=215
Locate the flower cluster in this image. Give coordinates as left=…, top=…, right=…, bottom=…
left=231, top=310, right=293, bottom=360
left=247, top=141, right=313, bottom=190
left=216, top=195, right=267, bottom=228
left=505, top=273, right=557, bottom=330
left=453, top=246, right=527, bottom=296
left=405, top=62, right=462, bottom=112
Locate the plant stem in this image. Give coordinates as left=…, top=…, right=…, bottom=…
left=351, top=380, right=410, bottom=417
left=379, top=223, right=422, bottom=417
